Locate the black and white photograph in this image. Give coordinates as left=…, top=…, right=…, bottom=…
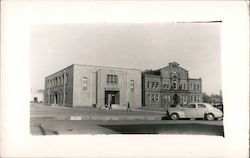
left=30, top=23, right=224, bottom=136
left=1, top=1, right=249, bottom=158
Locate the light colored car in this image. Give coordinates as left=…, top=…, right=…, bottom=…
left=168, top=103, right=223, bottom=121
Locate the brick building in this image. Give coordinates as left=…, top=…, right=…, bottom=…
left=44, top=64, right=141, bottom=108
left=142, top=62, right=202, bottom=108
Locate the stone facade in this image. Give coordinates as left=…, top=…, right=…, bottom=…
left=142, top=62, right=203, bottom=108
left=44, top=64, right=141, bottom=108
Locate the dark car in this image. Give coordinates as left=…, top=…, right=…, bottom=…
left=213, top=104, right=223, bottom=113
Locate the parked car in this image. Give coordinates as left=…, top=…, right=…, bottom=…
left=167, top=103, right=223, bottom=121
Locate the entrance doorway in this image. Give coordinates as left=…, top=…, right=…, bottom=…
left=105, top=90, right=120, bottom=105
left=54, top=93, right=58, bottom=105
left=173, top=93, right=179, bottom=105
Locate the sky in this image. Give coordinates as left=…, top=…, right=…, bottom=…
left=30, top=23, right=221, bottom=95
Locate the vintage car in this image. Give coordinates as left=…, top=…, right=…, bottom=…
left=167, top=103, right=223, bottom=121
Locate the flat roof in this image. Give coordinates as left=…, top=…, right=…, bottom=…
left=45, top=64, right=142, bottom=79
left=73, top=64, right=142, bottom=71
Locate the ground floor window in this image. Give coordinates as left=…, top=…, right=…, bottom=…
left=148, top=93, right=160, bottom=102
left=163, top=94, right=171, bottom=102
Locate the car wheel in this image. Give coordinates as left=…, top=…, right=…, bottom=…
left=206, top=113, right=215, bottom=121
left=170, top=113, right=179, bottom=120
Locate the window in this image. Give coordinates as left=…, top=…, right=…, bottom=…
left=155, top=82, right=159, bottom=88
left=47, top=81, right=50, bottom=89
left=65, top=74, right=68, bottom=85
left=148, top=94, right=151, bottom=101
left=111, top=75, right=114, bottom=83
left=130, top=80, right=134, bottom=92
left=147, top=82, right=150, bottom=88
left=107, top=74, right=118, bottom=84
left=151, top=82, right=155, bottom=88
left=187, top=104, right=195, bottom=108
left=83, top=77, right=87, bottom=90
left=163, top=83, right=169, bottom=89
left=173, top=81, right=177, bottom=90
left=163, top=83, right=167, bottom=89
left=65, top=92, right=67, bottom=102
left=164, top=95, right=170, bottom=102
left=198, top=104, right=206, bottom=108
left=155, top=94, right=159, bottom=102
left=163, top=95, right=167, bottom=102
left=194, top=84, right=196, bottom=91
left=151, top=94, right=155, bottom=102
left=197, top=84, right=200, bottom=90
left=58, top=77, right=61, bottom=86
left=55, top=78, right=58, bottom=87
left=61, top=76, right=64, bottom=86
left=114, top=75, right=118, bottom=84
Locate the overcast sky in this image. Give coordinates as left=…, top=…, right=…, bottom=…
left=30, top=23, right=221, bottom=95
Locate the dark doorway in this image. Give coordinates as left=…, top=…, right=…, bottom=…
left=54, top=93, right=58, bottom=104
left=34, top=97, right=38, bottom=102
left=173, top=93, right=179, bottom=105
left=105, top=91, right=120, bottom=104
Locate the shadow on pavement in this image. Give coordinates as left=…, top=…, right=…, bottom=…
left=99, top=123, right=224, bottom=136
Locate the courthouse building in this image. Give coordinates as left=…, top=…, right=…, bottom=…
left=44, top=64, right=141, bottom=108
left=142, top=62, right=203, bottom=108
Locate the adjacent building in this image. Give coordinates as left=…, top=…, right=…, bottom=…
left=30, top=89, right=44, bottom=103
left=44, top=64, right=142, bottom=108
left=142, top=62, right=203, bottom=108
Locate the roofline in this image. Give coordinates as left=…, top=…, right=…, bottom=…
left=45, top=64, right=142, bottom=79
left=45, top=64, right=74, bottom=79
left=143, top=74, right=161, bottom=78
left=73, top=64, right=142, bottom=71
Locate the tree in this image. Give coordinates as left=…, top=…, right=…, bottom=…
left=203, top=93, right=211, bottom=103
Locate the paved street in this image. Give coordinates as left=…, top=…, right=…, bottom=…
left=30, top=103, right=224, bottom=136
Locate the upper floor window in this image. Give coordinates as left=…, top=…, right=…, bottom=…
left=130, top=80, right=134, bottom=92
left=155, top=82, right=159, bottom=88
left=151, top=82, right=155, bottom=88
left=172, top=65, right=177, bottom=68
left=61, top=76, right=64, bottom=86
left=83, top=77, right=87, bottom=90
left=107, top=74, right=118, bottom=84
left=197, top=84, right=200, bottom=90
left=163, top=83, right=169, bottom=89
left=58, top=77, right=61, bottom=86
left=55, top=78, right=58, bottom=87
left=173, top=80, right=177, bottom=90
left=147, top=82, right=150, bottom=88
left=65, top=74, right=68, bottom=85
